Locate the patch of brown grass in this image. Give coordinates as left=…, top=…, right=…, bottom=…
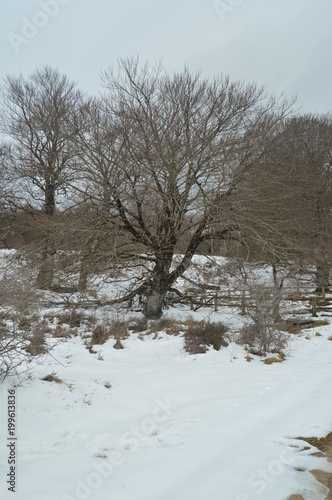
left=57, top=310, right=82, bottom=328
left=263, top=356, right=283, bottom=365
left=42, top=372, right=64, bottom=384
left=307, top=320, right=330, bottom=329
left=113, top=339, right=124, bottom=350
left=148, top=318, right=183, bottom=336
left=90, top=325, right=110, bottom=345
left=294, top=433, right=332, bottom=499
left=52, top=325, right=72, bottom=338
left=184, top=321, right=228, bottom=355
left=284, top=323, right=302, bottom=335
left=286, top=293, right=307, bottom=302
left=128, top=317, right=148, bottom=333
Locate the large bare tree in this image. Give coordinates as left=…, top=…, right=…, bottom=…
left=70, top=59, right=294, bottom=318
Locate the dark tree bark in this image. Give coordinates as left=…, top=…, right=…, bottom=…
left=78, top=235, right=99, bottom=292
left=315, top=264, right=330, bottom=293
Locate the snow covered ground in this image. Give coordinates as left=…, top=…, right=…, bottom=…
left=0, top=253, right=332, bottom=500
left=0, top=308, right=332, bottom=500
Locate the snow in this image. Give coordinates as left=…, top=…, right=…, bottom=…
left=0, top=256, right=332, bottom=500
left=0, top=317, right=332, bottom=500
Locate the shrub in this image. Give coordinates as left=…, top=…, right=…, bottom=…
left=111, top=321, right=128, bottom=340
left=51, top=325, right=72, bottom=338
left=184, top=321, right=228, bottom=354
left=128, top=317, right=148, bottom=333
left=25, top=325, right=48, bottom=356
left=57, top=309, right=82, bottom=328
left=239, top=322, right=287, bottom=356
left=239, top=285, right=288, bottom=355
left=0, top=322, right=28, bottom=382
left=148, top=318, right=183, bottom=336
left=91, top=325, right=110, bottom=345
left=90, top=321, right=127, bottom=345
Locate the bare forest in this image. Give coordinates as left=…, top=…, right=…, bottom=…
left=1, top=61, right=332, bottom=313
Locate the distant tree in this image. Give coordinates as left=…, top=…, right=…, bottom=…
left=0, top=66, right=83, bottom=288
left=275, top=114, right=332, bottom=291
left=227, top=117, right=312, bottom=319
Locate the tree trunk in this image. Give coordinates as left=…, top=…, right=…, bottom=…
left=78, top=235, right=99, bottom=292
left=272, top=292, right=281, bottom=323
left=315, top=264, right=330, bottom=293
left=143, top=288, right=166, bottom=319
left=45, top=181, right=55, bottom=216
left=272, top=264, right=282, bottom=323
left=36, top=251, right=55, bottom=289
left=142, top=252, right=174, bottom=319
left=36, top=182, right=56, bottom=289
left=78, top=264, right=89, bottom=293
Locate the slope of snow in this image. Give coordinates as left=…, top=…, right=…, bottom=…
left=1, top=311, right=332, bottom=500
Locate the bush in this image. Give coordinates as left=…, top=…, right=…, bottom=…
left=128, top=317, right=148, bottom=333
left=91, top=325, right=110, bottom=345
left=57, top=309, right=82, bottom=328
left=239, top=322, right=287, bottom=355
left=238, top=285, right=288, bottom=355
left=0, top=273, right=40, bottom=316
left=184, top=321, right=228, bottom=354
left=25, top=327, right=48, bottom=356
left=0, top=269, right=52, bottom=382
left=0, top=322, right=28, bottom=382
left=90, top=321, right=128, bottom=345
left=0, top=318, right=51, bottom=382
left=148, top=318, right=183, bottom=336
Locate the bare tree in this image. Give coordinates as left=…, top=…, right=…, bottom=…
left=0, top=66, right=83, bottom=288
left=70, top=59, right=294, bottom=318
left=272, top=114, right=332, bottom=291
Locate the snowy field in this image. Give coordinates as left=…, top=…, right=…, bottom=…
left=0, top=253, right=332, bottom=500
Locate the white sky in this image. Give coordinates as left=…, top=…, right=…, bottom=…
left=1, top=0, right=331, bottom=113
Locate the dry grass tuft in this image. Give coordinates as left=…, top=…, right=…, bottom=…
left=184, top=321, right=228, bottom=355
left=42, top=372, right=64, bottom=384
left=91, top=325, right=110, bottom=345
left=148, top=318, right=183, bottom=336
left=57, top=310, right=83, bottom=328
left=263, top=355, right=284, bottom=365
left=113, top=339, right=124, bottom=350
left=128, top=317, right=148, bottom=333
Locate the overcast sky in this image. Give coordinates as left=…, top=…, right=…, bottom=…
left=1, top=0, right=331, bottom=113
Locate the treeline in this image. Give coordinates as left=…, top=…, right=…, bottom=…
left=0, top=59, right=331, bottom=318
